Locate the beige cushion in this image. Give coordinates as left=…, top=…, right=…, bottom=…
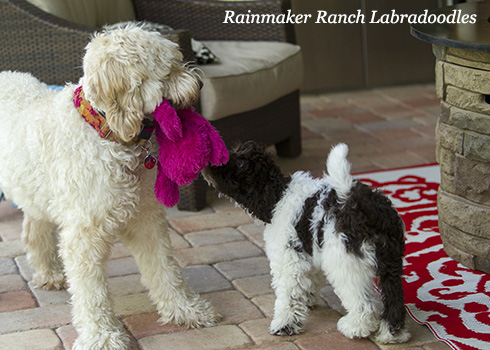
left=199, top=41, right=303, bottom=121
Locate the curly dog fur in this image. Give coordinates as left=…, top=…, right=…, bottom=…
left=0, top=25, right=220, bottom=350
left=203, top=141, right=411, bottom=344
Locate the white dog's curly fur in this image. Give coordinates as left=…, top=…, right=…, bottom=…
left=0, top=25, right=220, bottom=350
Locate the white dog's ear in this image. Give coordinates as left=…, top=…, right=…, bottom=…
left=147, top=37, right=202, bottom=110
left=82, top=60, right=145, bottom=143
left=82, top=26, right=202, bottom=143
left=159, top=62, right=202, bottom=110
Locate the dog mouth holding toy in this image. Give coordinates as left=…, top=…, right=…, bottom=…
left=77, top=25, right=229, bottom=208
left=74, top=85, right=229, bottom=208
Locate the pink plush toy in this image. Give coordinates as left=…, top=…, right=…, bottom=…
left=152, top=99, right=229, bottom=207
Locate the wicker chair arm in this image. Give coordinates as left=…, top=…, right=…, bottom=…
left=133, top=0, right=296, bottom=43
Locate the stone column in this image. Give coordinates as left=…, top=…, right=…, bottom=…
left=434, top=45, right=490, bottom=274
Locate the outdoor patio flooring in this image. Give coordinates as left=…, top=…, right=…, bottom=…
left=0, top=83, right=449, bottom=350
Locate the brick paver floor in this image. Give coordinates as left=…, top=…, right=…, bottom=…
left=0, top=84, right=450, bottom=349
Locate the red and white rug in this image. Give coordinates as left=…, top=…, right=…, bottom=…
left=357, top=164, right=490, bottom=350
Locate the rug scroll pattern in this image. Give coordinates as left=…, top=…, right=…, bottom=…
left=358, top=165, right=490, bottom=350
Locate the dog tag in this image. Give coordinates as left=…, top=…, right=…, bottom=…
left=144, top=155, right=157, bottom=169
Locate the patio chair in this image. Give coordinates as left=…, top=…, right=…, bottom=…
left=0, top=0, right=303, bottom=210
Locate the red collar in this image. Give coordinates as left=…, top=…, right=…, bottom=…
left=73, top=86, right=153, bottom=146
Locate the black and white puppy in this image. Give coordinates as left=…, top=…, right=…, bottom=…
left=203, top=141, right=410, bottom=344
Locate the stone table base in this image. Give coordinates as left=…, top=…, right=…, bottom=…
left=434, top=45, right=490, bottom=274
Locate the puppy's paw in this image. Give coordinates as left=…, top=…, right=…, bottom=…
left=374, top=319, right=411, bottom=344
left=32, top=272, right=66, bottom=290
left=305, top=291, right=318, bottom=309
left=337, top=314, right=378, bottom=339
left=269, top=318, right=303, bottom=336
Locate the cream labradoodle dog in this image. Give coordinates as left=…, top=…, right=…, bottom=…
left=0, top=25, right=220, bottom=349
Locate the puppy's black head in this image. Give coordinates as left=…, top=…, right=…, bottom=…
left=203, top=141, right=291, bottom=223
left=204, top=141, right=274, bottom=192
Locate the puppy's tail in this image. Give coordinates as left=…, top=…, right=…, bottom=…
left=324, top=143, right=353, bottom=200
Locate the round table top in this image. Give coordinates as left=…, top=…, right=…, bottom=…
left=411, top=2, right=490, bottom=52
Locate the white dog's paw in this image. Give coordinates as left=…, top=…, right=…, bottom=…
left=337, top=314, right=378, bottom=339
left=159, top=297, right=222, bottom=328
left=32, top=271, right=66, bottom=290
left=186, top=299, right=222, bottom=328
left=72, top=329, right=130, bottom=350
left=269, top=317, right=304, bottom=336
